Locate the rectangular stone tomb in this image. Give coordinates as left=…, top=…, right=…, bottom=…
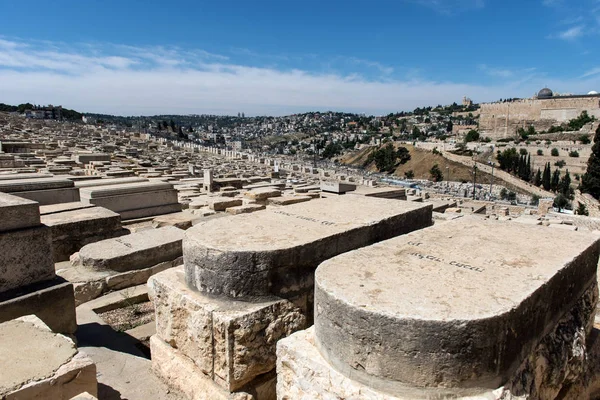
left=74, top=177, right=148, bottom=188
left=0, top=316, right=97, bottom=399
left=0, top=193, right=54, bottom=294
left=303, top=217, right=600, bottom=399
left=149, top=267, right=306, bottom=395
left=79, top=181, right=181, bottom=219
left=71, top=226, right=185, bottom=273
left=41, top=206, right=126, bottom=262
left=184, top=195, right=432, bottom=306
left=0, top=177, right=80, bottom=205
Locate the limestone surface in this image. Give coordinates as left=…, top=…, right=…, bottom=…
left=72, top=226, right=184, bottom=272
left=184, top=196, right=432, bottom=298
left=149, top=266, right=305, bottom=391
left=0, top=316, right=97, bottom=399
left=0, top=192, right=40, bottom=232
left=314, top=218, right=600, bottom=391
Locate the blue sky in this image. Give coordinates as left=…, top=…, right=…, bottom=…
left=1, top=0, right=599, bottom=116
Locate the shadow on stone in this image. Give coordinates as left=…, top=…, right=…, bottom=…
left=76, top=322, right=150, bottom=359
left=98, top=382, right=126, bottom=400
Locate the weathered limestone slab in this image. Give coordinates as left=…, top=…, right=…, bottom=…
left=0, top=316, right=97, bottom=400
left=0, top=192, right=40, bottom=232
left=42, top=206, right=125, bottom=262
left=185, top=196, right=432, bottom=300
left=152, top=211, right=201, bottom=230
left=0, top=177, right=75, bottom=193
left=148, top=266, right=305, bottom=391
left=0, top=278, right=77, bottom=335
left=208, top=197, right=243, bottom=211
left=267, top=195, right=311, bottom=206
left=71, top=226, right=184, bottom=272
left=0, top=224, right=55, bottom=293
left=79, top=181, right=171, bottom=198
left=79, top=181, right=181, bottom=219
left=320, top=181, right=356, bottom=194
left=57, top=257, right=182, bottom=305
left=314, top=218, right=600, bottom=396
left=226, top=204, right=266, bottom=215
left=75, top=153, right=110, bottom=164
left=39, top=201, right=96, bottom=215
left=150, top=335, right=273, bottom=400
left=244, top=187, right=281, bottom=200
left=74, top=177, right=148, bottom=188
left=12, top=187, right=80, bottom=205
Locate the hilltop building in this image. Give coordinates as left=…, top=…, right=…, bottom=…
left=479, top=88, right=600, bottom=139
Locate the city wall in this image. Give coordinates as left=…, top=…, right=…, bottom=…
left=480, top=96, right=600, bottom=139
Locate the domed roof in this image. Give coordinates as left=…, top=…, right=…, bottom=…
left=538, top=88, right=553, bottom=98
left=588, top=90, right=599, bottom=95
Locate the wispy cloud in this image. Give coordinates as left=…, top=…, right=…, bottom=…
left=0, top=37, right=598, bottom=116
left=478, top=64, right=537, bottom=80
left=404, top=0, right=485, bottom=14
left=581, top=67, right=600, bottom=78
left=557, top=25, right=586, bottom=39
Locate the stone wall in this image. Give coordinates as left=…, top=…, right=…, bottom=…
left=480, top=96, right=600, bottom=139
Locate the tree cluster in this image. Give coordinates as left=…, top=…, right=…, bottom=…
left=581, top=124, right=600, bottom=199
left=365, top=143, right=411, bottom=173
left=496, top=148, right=532, bottom=181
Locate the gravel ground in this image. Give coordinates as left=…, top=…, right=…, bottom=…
left=99, top=301, right=155, bottom=332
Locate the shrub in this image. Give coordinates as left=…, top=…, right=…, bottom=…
left=537, top=149, right=543, bottom=156
left=519, top=148, right=528, bottom=155
left=554, top=160, right=566, bottom=168
left=569, top=150, right=579, bottom=157
left=551, top=148, right=559, bottom=156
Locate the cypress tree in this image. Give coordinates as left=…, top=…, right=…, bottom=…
left=542, top=163, right=551, bottom=191
left=581, top=124, right=600, bottom=199
left=534, top=168, right=542, bottom=186
left=551, top=169, right=560, bottom=192
left=526, top=155, right=532, bottom=181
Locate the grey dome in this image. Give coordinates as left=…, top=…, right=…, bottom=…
left=538, top=88, right=553, bottom=98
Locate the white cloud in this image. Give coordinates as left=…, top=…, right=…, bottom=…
left=557, top=25, right=586, bottom=39
left=581, top=67, right=600, bottom=78
left=0, top=38, right=599, bottom=116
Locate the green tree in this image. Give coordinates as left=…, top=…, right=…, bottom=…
left=534, top=168, right=542, bottom=186
left=553, top=193, right=570, bottom=212
left=551, top=169, right=560, bottom=192
left=551, top=148, right=559, bottom=156
left=465, top=130, right=479, bottom=142
left=542, top=163, right=551, bottom=191
left=429, top=164, right=443, bottom=182
left=581, top=124, right=600, bottom=199
left=576, top=202, right=589, bottom=216
left=537, top=149, right=543, bottom=156
left=404, top=170, right=415, bottom=179
left=559, top=170, right=574, bottom=199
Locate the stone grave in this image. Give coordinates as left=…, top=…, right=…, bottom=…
left=277, top=217, right=600, bottom=399
left=0, top=177, right=80, bottom=205
left=79, top=181, right=181, bottom=220
left=41, top=203, right=126, bottom=262
left=148, top=195, right=432, bottom=399
left=61, top=226, right=185, bottom=304
left=0, top=192, right=77, bottom=335
left=0, top=315, right=97, bottom=399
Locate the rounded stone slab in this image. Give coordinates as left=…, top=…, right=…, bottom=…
left=184, top=196, right=432, bottom=298
left=314, top=218, right=600, bottom=391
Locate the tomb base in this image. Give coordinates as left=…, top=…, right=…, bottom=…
left=151, top=335, right=275, bottom=400
left=12, top=187, right=81, bottom=205
left=148, top=266, right=305, bottom=397
left=0, top=316, right=97, bottom=400
left=278, top=282, right=599, bottom=400
left=0, top=277, right=77, bottom=335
